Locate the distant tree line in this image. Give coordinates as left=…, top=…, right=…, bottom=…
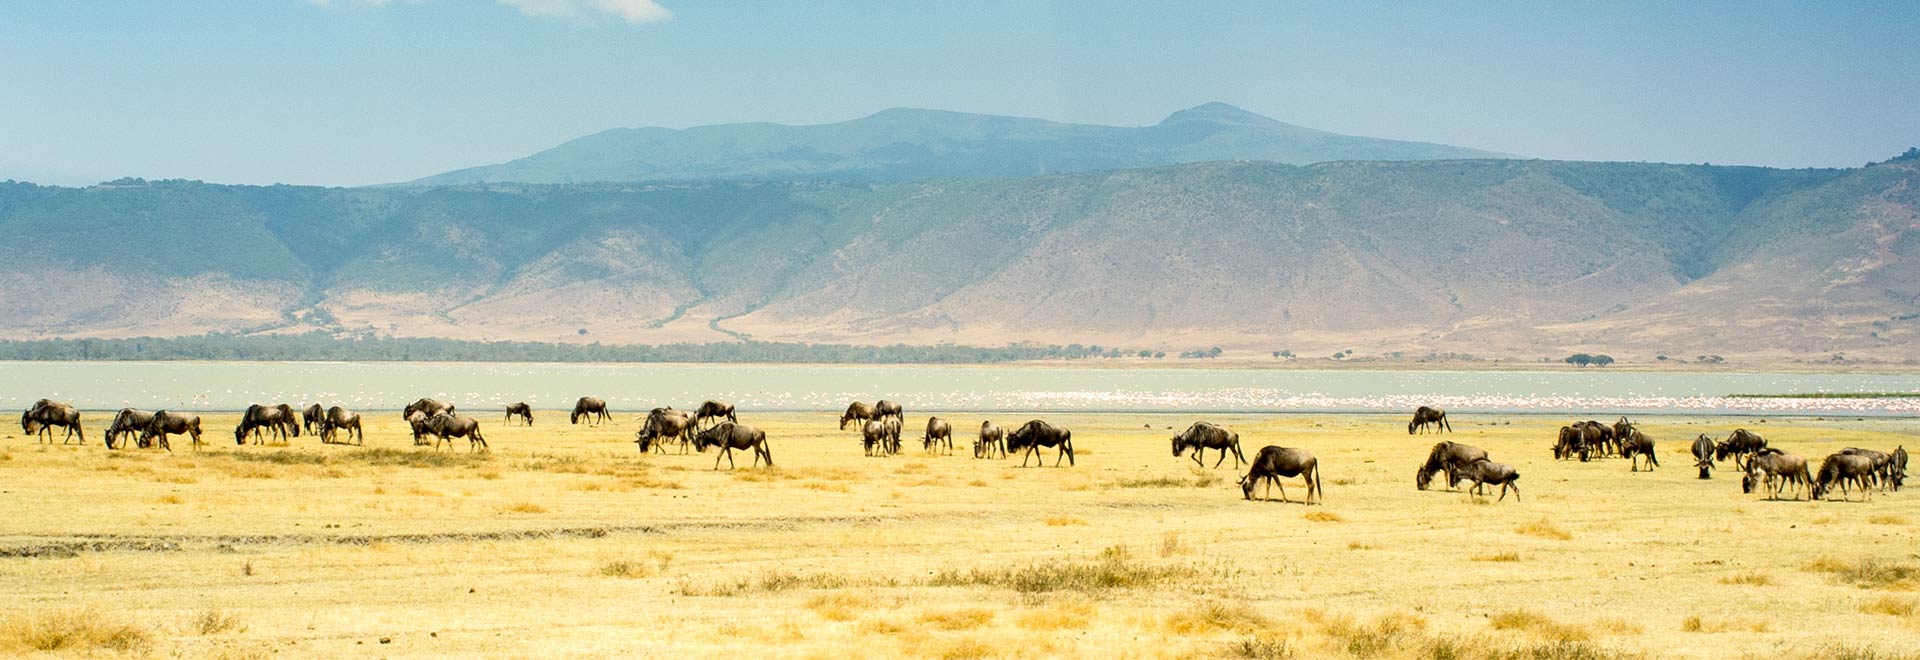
left=1563, top=353, right=1615, bottom=367
left=0, top=333, right=1137, bottom=364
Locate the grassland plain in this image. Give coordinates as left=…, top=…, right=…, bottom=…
left=1, top=411, right=1917, bottom=659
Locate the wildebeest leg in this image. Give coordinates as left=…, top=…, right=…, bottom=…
left=1213, top=448, right=1228, bottom=469
left=1502, top=481, right=1518, bottom=502
left=1022, top=444, right=1036, bottom=468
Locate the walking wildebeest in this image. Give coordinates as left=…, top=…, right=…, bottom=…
left=1415, top=441, right=1487, bottom=491
left=840, top=402, right=877, bottom=430
left=140, top=410, right=202, bottom=452
left=22, top=400, right=84, bottom=444
left=694, top=422, right=771, bottom=470
left=1812, top=453, right=1878, bottom=501
left=635, top=407, right=694, bottom=454
left=571, top=397, right=611, bottom=425
left=321, top=406, right=363, bottom=445
left=425, top=412, right=488, bottom=452
left=1238, top=445, right=1322, bottom=504
left=1171, top=421, right=1246, bottom=468
left=1621, top=428, right=1659, bottom=472
left=105, top=408, right=156, bottom=449
left=1716, top=429, right=1767, bottom=469
left=1692, top=434, right=1717, bottom=479
left=862, top=419, right=890, bottom=457
left=1743, top=450, right=1811, bottom=500
left=1458, top=458, right=1521, bottom=502
left=695, top=400, right=736, bottom=429
left=302, top=403, right=324, bottom=434
left=975, top=421, right=1006, bottom=459
left=874, top=400, right=903, bottom=422
left=923, top=416, right=953, bottom=454
left=505, top=402, right=533, bottom=426
left=404, top=398, right=455, bottom=420
left=1006, top=420, right=1074, bottom=467
left=1408, top=406, right=1451, bottom=434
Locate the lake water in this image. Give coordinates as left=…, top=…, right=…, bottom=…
left=3, top=362, right=1918, bottom=416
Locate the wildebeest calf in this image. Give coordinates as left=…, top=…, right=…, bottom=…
left=1458, top=458, right=1520, bottom=502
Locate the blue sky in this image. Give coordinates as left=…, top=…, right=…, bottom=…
left=2, top=1, right=1916, bottom=186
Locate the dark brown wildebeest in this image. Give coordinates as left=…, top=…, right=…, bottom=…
left=1415, top=441, right=1487, bottom=491
left=1743, top=449, right=1811, bottom=500
left=105, top=408, right=156, bottom=449
left=1692, top=434, right=1717, bottom=479
left=1841, top=448, right=1895, bottom=492
left=1006, top=420, right=1074, bottom=467
left=1893, top=446, right=1909, bottom=491
left=571, top=397, right=611, bottom=425
left=1812, top=453, right=1878, bottom=501
left=975, top=421, right=1006, bottom=459
left=1408, top=406, right=1451, bottom=434
left=923, top=416, right=953, bottom=454
left=505, top=402, right=533, bottom=426
left=22, top=400, right=84, bottom=444
left=404, top=398, right=455, bottom=420
left=1172, top=421, right=1246, bottom=469
left=1621, top=428, right=1659, bottom=472
left=1458, top=458, right=1521, bottom=502
left=140, top=410, right=202, bottom=452
left=862, top=419, right=890, bottom=457
left=1715, top=429, right=1767, bottom=469
left=236, top=403, right=300, bottom=445
left=302, top=403, right=324, bottom=434
left=405, top=410, right=434, bottom=446
left=1239, top=445, right=1322, bottom=504
left=635, top=407, right=694, bottom=454
left=424, top=412, right=488, bottom=452
left=1583, top=420, right=1616, bottom=458
left=874, top=400, right=903, bottom=422
left=1552, top=425, right=1582, bottom=461
left=695, top=400, right=736, bottom=429
left=840, top=402, right=877, bottom=430
left=321, top=406, right=363, bottom=445
left=694, top=422, right=771, bottom=470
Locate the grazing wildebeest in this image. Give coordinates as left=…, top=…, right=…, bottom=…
left=22, top=400, right=84, bottom=444
left=1840, top=448, right=1895, bottom=492
left=321, top=406, right=363, bottom=445
left=1238, top=445, right=1322, bottom=504
left=975, top=421, right=1006, bottom=459
left=1893, top=446, right=1909, bottom=491
left=695, top=400, right=736, bottom=429
left=424, top=412, right=488, bottom=452
left=1621, top=428, right=1659, bottom=472
left=105, top=408, right=156, bottom=449
left=1408, top=406, right=1451, bottom=434
left=874, top=400, right=903, bottom=422
left=862, top=419, right=890, bottom=457
left=1813, top=453, right=1879, bottom=501
left=405, top=410, right=434, bottom=446
left=1552, top=425, right=1587, bottom=461
left=1415, top=441, right=1487, bottom=491
left=505, top=402, right=533, bottom=426
left=1458, top=458, right=1521, bottom=502
left=236, top=403, right=300, bottom=445
left=694, top=422, right=771, bottom=470
left=571, top=397, right=611, bottom=425
left=635, top=407, right=694, bottom=454
left=1743, top=450, right=1811, bottom=500
left=1692, top=434, right=1717, bottom=479
left=922, top=416, right=953, bottom=454
left=1581, top=421, right=1614, bottom=459
left=302, top=403, right=324, bottom=434
left=404, top=398, right=455, bottom=420
left=1005, top=420, right=1074, bottom=467
left=840, top=401, right=877, bottom=430
left=140, top=410, right=202, bottom=452
left=1171, top=421, right=1246, bottom=469
left=1716, top=429, right=1767, bottom=469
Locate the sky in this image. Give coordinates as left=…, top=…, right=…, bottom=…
left=2, top=1, right=1917, bottom=187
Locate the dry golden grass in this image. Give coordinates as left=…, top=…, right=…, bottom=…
left=1, top=410, right=1917, bottom=658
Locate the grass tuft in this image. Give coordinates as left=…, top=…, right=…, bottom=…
left=1488, top=609, right=1589, bottom=642
left=928, top=546, right=1191, bottom=594
left=193, top=609, right=246, bottom=635
left=501, top=502, right=548, bottom=514
left=804, top=593, right=869, bottom=622
left=1473, top=552, right=1523, bottom=562
left=1163, top=600, right=1269, bottom=634
left=917, top=608, right=996, bottom=631
left=1045, top=515, right=1086, bottom=527
left=1303, top=511, right=1344, bottom=523
left=0, top=609, right=153, bottom=654
left=1719, top=571, right=1773, bottom=586
left=1515, top=519, right=1573, bottom=541
left=1803, top=557, right=1920, bottom=590
left=1861, top=596, right=1916, bottom=616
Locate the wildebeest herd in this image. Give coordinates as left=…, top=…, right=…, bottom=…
left=15, top=398, right=1912, bottom=504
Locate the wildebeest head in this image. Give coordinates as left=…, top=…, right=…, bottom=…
left=1238, top=474, right=1256, bottom=500
left=20, top=410, right=36, bottom=434
left=1171, top=435, right=1187, bottom=457
left=234, top=424, right=249, bottom=445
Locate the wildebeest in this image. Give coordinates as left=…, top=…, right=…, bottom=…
left=105, top=408, right=156, bottom=449
left=1415, top=441, right=1487, bottom=491
left=1743, top=450, right=1811, bottom=500
left=424, top=412, right=488, bottom=452
left=1812, top=453, right=1879, bottom=501
left=862, top=419, right=890, bottom=457
left=140, top=410, right=202, bottom=452
left=302, top=403, right=324, bottom=434
left=874, top=400, right=903, bottom=422
left=1408, top=406, right=1451, bottom=434
left=1894, top=446, right=1909, bottom=491
left=1715, top=429, right=1767, bottom=469
left=1840, top=448, right=1895, bottom=492
left=693, top=422, right=771, bottom=470
left=975, top=421, right=1006, bottom=459
left=1171, top=421, right=1246, bottom=468
left=635, top=407, right=694, bottom=454
left=236, top=403, right=300, bottom=445
left=404, top=398, right=455, bottom=420
left=922, top=416, right=953, bottom=454
left=505, top=402, right=533, bottom=426
left=1458, top=458, right=1521, bottom=502
left=571, top=397, right=611, bottom=425
left=1238, top=445, right=1321, bottom=504
left=1552, top=425, right=1583, bottom=461
left=405, top=410, right=434, bottom=446
left=321, top=406, right=363, bottom=445
left=1579, top=421, right=1612, bottom=460
left=1691, top=434, right=1717, bottom=479
left=1621, top=428, right=1659, bottom=472
left=695, top=400, right=736, bottom=429
left=840, top=401, right=877, bottom=430
left=1005, top=420, right=1074, bottom=467
left=21, top=399, right=84, bottom=444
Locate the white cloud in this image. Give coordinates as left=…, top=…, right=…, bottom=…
left=307, top=0, right=672, bottom=24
